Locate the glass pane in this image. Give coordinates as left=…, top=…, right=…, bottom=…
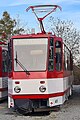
left=2, top=50, right=8, bottom=72
left=13, top=38, right=48, bottom=71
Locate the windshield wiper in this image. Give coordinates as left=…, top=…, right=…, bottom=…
left=15, top=51, right=30, bottom=75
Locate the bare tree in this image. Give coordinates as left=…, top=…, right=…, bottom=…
left=13, top=14, right=26, bottom=35
left=13, top=14, right=31, bottom=35
left=48, top=16, right=80, bottom=62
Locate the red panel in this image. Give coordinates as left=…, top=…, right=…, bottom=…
left=47, top=71, right=63, bottom=78
left=9, top=69, right=72, bottom=79
left=0, top=87, right=8, bottom=92
left=12, top=71, right=47, bottom=79
left=9, top=92, right=64, bottom=99
left=2, top=72, right=8, bottom=77
left=9, top=71, right=64, bottom=79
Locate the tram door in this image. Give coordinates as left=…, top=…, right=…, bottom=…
left=48, top=37, right=54, bottom=71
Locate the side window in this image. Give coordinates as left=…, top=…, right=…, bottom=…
left=67, top=49, right=70, bottom=70
left=48, top=38, right=54, bottom=71
left=64, top=45, right=71, bottom=71
left=55, top=41, right=62, bottom=71
left=70, top=53, right=73, bottom=70
left=64, top=45, right=67, bottom=70
left=2, top=50, right=8, bottom=72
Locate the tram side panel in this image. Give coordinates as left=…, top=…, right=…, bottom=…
left=0, top=46, right=8, bottom=100
left=48, top=40, right=73, bottom=107
left=63, top=44, right=73, bottom=99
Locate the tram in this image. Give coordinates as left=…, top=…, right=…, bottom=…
left=0, top=42, right=8, bottom=100
left=8, top=5, right=73, bottom=114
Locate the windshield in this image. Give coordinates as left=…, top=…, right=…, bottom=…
left=13, top=38, right=48, bottom=71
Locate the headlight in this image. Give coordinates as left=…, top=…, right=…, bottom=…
left=14, top=86, right=21, bottom=93
left=39, top=85, right=46, bottom=92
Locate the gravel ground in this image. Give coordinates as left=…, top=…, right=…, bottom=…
left=0, top=85, right=80, bottom=120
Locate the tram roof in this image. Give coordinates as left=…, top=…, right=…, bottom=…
left=11, top=33, right=62, bottom=40
left=0, top=41, right=7, bottom=45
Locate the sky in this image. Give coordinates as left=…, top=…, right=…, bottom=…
left=0, top=0, right=80, bottom=32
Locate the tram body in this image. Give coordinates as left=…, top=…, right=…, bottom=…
left=8, top=33, right=73, bottom=112
left=0, top=42, right=8, bottom=100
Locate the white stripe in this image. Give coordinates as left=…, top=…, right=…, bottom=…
left=8, top=76, right=73, bottom=95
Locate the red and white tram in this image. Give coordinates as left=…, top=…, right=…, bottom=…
left=8, top=5, right=73, bottom=113
left=0, top=42, right=8, bottom=100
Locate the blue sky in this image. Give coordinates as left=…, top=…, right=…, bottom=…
left=0, top=0, right=80, bottom=32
